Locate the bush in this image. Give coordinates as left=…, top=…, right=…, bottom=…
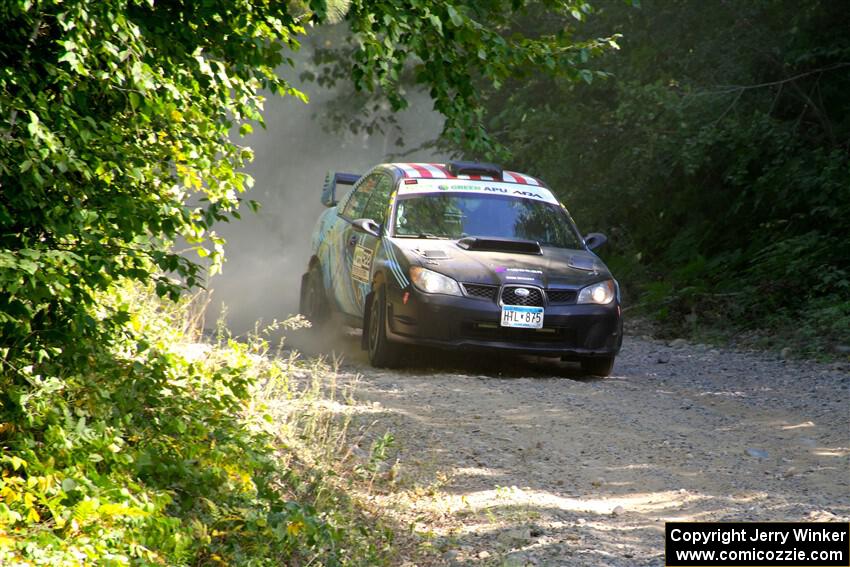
left=465, top=0, right=850, bottom=352
left=0, top=283, right=391, bottom=565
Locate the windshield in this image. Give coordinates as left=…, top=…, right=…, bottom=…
left=393, top=193, right=583, bottom=249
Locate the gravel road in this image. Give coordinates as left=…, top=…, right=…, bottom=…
left=295, top=331, right=850, bottom=566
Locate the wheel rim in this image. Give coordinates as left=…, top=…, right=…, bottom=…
left=368, top=295, right=380, bottom=357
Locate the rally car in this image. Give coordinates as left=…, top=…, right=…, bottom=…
left=299, top=161, right=623, bottom=376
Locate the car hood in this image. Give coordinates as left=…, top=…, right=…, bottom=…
left=391, top=237, right=612, bottom=289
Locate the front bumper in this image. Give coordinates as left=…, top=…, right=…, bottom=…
left=385, top=286, right=622, bottom=357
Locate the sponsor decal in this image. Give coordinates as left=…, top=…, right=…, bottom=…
left=400, top=178, right=558, bottom=204
left=351, top=244, right=373, bottom=283
left=496, top=267, right=544, bottom=275
left=434, top=183, right=548, bottom=200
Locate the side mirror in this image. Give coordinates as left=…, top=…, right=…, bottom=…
left=584, top=232, right=607, bottom=251
left=351, top=218, right=381, bottom=237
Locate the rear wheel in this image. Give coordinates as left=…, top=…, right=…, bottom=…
left=300, top=264, right=330, bottom=328
left=580, top=356, right=615, bottom=377
left=367, top=286, right=403, bottom=368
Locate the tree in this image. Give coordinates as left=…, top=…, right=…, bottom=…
left=0, top=3, right=618, bottom=562
left=465, top=0, right=850, bottom=349
left=0, top=0, right=616, bottom=376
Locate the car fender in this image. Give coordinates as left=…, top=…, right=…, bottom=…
left=375, top=236, right=411, bottom=291
left=311, top=207, right=338, bottom=255
left=361, top=257, right=396, bottom=350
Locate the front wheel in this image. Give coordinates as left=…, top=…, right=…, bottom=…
left=367, top=287, right=403, bottom=368
left=580, top=356, right=615, bottom=377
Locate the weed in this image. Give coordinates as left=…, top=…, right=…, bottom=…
left=0, top=284, right=392, bottom=565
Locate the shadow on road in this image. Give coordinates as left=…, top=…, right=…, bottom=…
left=283, top=326, right=608, bottom=381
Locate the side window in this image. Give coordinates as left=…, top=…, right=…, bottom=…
left=361, top=175, right=394, bottom=224
left=341, top=175, right=378, bottom=219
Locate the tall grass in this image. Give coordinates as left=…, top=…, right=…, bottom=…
left=0, top=283, right=393, bottom=565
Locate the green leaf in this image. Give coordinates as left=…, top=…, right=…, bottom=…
left=428, top=14, right=443, bottom=35
left=446, top=6, right=463, bottom=27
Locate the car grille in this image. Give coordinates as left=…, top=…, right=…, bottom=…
left=461, top=322, right=576, bottom=344
left=546, top=289, right=577, bottom=304
left=463, top=284, right=577, bottom=305
left=501, top=286, right=544, bottom=307
left=462, top=283, right=499, bottom=301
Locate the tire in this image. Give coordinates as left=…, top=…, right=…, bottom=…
left=580, top=356, right=615, bottom=377
left=299, top=264, right=330, bottom=328
left=367, top=286, right=403, bottom=368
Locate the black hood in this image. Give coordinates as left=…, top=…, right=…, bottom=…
left=392, top=238, right=611, bottom=289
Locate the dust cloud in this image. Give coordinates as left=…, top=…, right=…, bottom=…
left=205, top=32, right=447, bottom=334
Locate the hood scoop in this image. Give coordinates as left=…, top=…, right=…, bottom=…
left=416, top=248, right=451, bottom=260
left=568, top=255, right=599, bottom=272
left=456, top=237, right=542, bottom=255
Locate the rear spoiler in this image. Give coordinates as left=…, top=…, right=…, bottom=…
left=322, top=171, right=360, bottom=207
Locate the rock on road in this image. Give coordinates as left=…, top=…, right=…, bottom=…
left=296, top=331, right=850, bottom=566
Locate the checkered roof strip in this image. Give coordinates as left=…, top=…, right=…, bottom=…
left=391, top=163, right=542, bottom=186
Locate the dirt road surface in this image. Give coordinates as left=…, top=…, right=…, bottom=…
left=293, top=331, right=850, bottom=566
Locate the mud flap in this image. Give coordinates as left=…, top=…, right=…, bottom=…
left=298, top=272, right=310, bottom=315
left=361, top=291, right=374, bottom=350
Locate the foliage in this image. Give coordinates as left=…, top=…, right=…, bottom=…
left=1, top=0, right=619, bottom=561
left=0, top=284, right=393, bottom=565
left=305, top=0, right=621, bottom=155
left=0, top=0, right=619, bottom=376
left=465, top=0, right=850, bottom=353
left=0, top=0, right=305, bottom=373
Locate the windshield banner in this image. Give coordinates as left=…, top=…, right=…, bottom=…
left=397, top=178, right=559, bottom=205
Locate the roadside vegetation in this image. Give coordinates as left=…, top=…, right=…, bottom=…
left=1, top=285, right=396, bottom=565
left=462, top=0, right=850, bottom=356
left=3, top=0, right=843, bottom=562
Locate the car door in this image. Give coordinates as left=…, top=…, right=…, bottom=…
left=328, top=173, right=377, bottom=316
left=340, top=173, right=394, bottom=318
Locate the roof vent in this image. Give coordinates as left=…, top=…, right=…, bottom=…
left=568, top=256, right=599, bottom=272
left=418, top=249, right=450, bottom=259
left=447, top=161, right=503, bottom=180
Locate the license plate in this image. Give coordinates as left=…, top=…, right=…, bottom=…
left=500, top=305, right=544, bottom=329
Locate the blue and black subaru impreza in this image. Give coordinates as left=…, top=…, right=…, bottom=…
left=299, top=161, right=622, bottom=375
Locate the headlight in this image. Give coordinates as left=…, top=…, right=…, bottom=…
left=409, top=267, right=462, bottom=296
left=577, top=280, right=617, bottom=305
